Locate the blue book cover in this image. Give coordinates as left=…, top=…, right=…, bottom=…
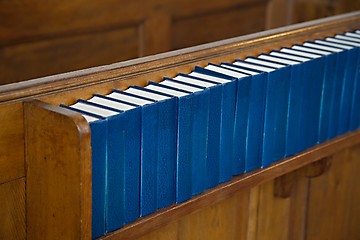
left=289, top=45, right=335, bottom=144
left=233, top=59, right=288, bottom=167
left=121, top=86, right=177, bottom=210
left=164, top=75, right=222, bottom=189
left=269, top=51, right=312, bottom=153
left=221, top=62, right=267, bottom=172
left=103, top=92, right=158, bottom=217
left=158, top=78, right=211, bottom=194
left=243, top=57, right=291, bottom=161
left=286, top=46, right=341, bottom=141
left=303, top=41, right=356, bottom=136
left=283, top=46, right=325, bottom=149
left=199, top=64, right=250, bottom=175
left=89, top=119, right=107, bottom=238
left=60, top=105, right=107, bottom=239
left=299, top=42, right=338, bottom=143
left=145, top=81, right=209, bottom=202
left=256, top=53, right=304, bottom=156
left=349, top=49, right=360, bottom=131
left=331, top=33, right=360, bottom=131
left=72, top=98, right=141, bottom=231
left=319, top=37, right=360, bottom=136
left=191, top=66, right=238, bottom=182
left=172, top=74, right=222, bottom=189
left=322, top=37, right=360, bottom=133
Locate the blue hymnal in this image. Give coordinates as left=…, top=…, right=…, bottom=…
left=172, top=74, right=222, bottom=189
left=303, top=41, right=355, bottom=136
left=282, top=46, right=325, bottom=148
left=190, top=66, right=238, bottom=182
left=202, top=64, right=255, bottom=174
left=84, top=96, right=142, bottom=230
left=324, top=36, right=360, bottom=132
left=232, top=60, right=287, bottom=167
left=244, top=57, right=291, bottom=161
left=122, top=87, right=177, bottom=212
left=221, top=62, right=267, bottom=172
left=104, top=91, right=159, bottom=217
left=145, top=81, right=209, bottom=202
left=257, top=53, right=304, bottom=156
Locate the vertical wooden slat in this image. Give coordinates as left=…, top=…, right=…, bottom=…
left=175, top=189, right=250, bottom=240
left=141, top=12, right=172, bottom=56
left=305, top=146, right=360, bottom=240
left=0, top=179, right=26, bottom=240
left=246, top=186, right=260, bottom=240
left=255, top=180, right=291, bottom=240
left=24, top=100, right=92, bottom=240
left=345, top=145, right=360, bottom=239
left=0, top=103, right=25, bottom=184
left=287, top=177, right=309, bottom=240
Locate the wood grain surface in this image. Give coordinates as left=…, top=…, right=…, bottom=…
left=25, top=100, right=92, bottom=240
left=0, top=179, right=26, bottom=240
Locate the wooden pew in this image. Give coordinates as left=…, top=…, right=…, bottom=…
left=0, top=11, right=360, bottom=240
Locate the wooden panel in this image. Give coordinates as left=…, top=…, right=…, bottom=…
left=292, top=0, right=360, bottom=24
left=0, top=179, right=26, bottom=240
left=0, top=26, right=139, bottom=85
left=305, top=145, right=360, bottom=240
left=25, top=100, right=92, bottom=240
left=254, top=181, right=291, bottom=240
left=135, top=189, right=250, bottom=240
left=171, top=2, right=267, bottom=50
left=266, top=0, right=293, bottom=29
left=0, top=103, right=25, bottom=184
left=345, top=145, right=360, bottom=239
left=136, top=221, right=178, bottom=240
left=177, top=190, right=250, bottom=240
left=0, top=0, right=145, bottom=44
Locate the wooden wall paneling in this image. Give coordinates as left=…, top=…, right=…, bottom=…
left=253, top=180, right=292, bottom=240
left=248, top=158, right=330, bottom=240
left=291, top=0, right=360, bottom=24
left=171, top=1, right=268, bottom=50
left=25, top=100, right=92, bottom=240
left=0, top=179, right=26, bottom=240
left=0, top=103, right=25, bottom=184
left=1, top=12, right=359, bottom=104
left=345, top=145, right=360, bottom=239
left=335, top=0, right=360, bottom=14
left=0, top=0, right=149, bottom=84
left=286, top=176, right=308, bottom=240
left=0, top=26, right=140, bottom=85
left=305, top=145, right=360, bottom=240
left=265, top=0, right=294, bottom=29
left=136, top=221, right=178, bottom=240
left=176, top=189, right=250, bottom=240
left=0, top=0, right=145, bottom=44
left=141, top=12, right=172, bottom=56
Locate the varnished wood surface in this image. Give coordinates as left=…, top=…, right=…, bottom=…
left=0, top=103, right=25, bottom=184
left=1, top=11, right=360, bottom=105
left=1, top=0, right=359, bottom=85
left=0, top=179, right=26, bottom=240
left=0, top=0, right=269, bottom=84
left=0, top=12, right=358, bottom=240
left=25, top=100, right=92, bottom=240
left=100, top=130, right=360, bottom=240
